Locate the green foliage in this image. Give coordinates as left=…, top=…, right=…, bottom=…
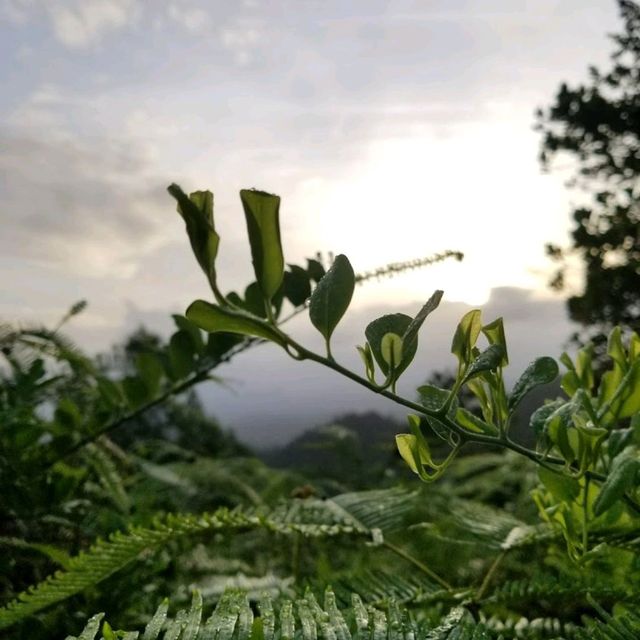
left=0, top=504, right=373, bottom=631
left=4, top=169, right=640, bottom=639
left=168, top=181, right=640, bottom=636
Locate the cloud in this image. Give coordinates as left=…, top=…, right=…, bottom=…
left=1, top=0, right=139, bottom=47
left=166, top=3, right=210, bottom=33
left=49, top=0, right=139, bottom=47
left=219, top=20, right=263, bottom=66
left=0, top=126, right=174, bottom=278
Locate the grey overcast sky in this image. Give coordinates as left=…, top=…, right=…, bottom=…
left=0, top=1, right=622, bottom=444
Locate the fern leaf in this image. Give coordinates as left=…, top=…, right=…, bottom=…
left=65, top=588, right=493, bottom=640
left=0, top=509, right=367, bottom=631
left=483, top=575, right=638, bottom=609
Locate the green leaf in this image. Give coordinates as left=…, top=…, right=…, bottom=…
left=454, top=407, right=499, bottom=436
left=54, top=398, right=82, bottom=430
left=395, top=434, right=425, bottom=475
left=451, top=309, right=482, bottom=367
left=401, top=290, right=443, bottom=355
left=309, top=254, right=355, bottom=348
left=169, top=330, right=196, bottom=380
left=508, top=357, right=559, bottom=412
left=607, top=326, right=627, bottom=369
left=136, top=352, right=164, bottom=396
left=356, top=343, right=375, bottom=382
left=122, top=377, right=149, bottom=408
left=168, top=184, right=219, bottom=281
left=365, top=313, right=416, bottom=379
left=244, top=282, right=268, bottom=318
left=283, top=264, right=311, bottom=306
left=172, top=314, right=204, bottom=353
left=186, top=300, right=286, bottom=346
left=593, top=448, right=640, bottom=516
left=530, top=399, right=564, bottom=437
left=306, top=258, right=326, bottom=283
left=142, top=600, right=169, bottom=640
left=240, top=189, right=284, bottom=301
left=481, top=317, right=508, bottom=365
left=380, top=333, right=403, bottom=371
left=416, top=384, right=451, bottom=413
left=619, top=360, right=640, bottom=418
left=538, top=467, right=581, bottom=503
left=462, top=344, right=505, bottom=383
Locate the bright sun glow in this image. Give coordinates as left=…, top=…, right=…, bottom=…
left=291, top=119, right=570, bottom=307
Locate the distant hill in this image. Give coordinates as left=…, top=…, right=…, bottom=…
left=260, top=381, right=565, bottom=488
left=261, top=411, right=405, bottom=488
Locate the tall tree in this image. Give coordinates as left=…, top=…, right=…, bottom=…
left=537, top=0, right=640, bottom=351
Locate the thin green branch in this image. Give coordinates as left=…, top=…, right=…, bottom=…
left=382, top=540, right=453, bottom=591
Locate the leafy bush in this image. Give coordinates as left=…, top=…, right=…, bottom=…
left=1, top=184, right=638, bottom=639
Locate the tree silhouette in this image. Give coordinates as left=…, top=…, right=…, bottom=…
left=537, top=0, right=640, bottom=353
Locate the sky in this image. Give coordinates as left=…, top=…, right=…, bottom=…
left=0, top=1, right=622, bottom=445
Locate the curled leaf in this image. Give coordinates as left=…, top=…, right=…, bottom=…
left=240, top=189, right=284, bottom=302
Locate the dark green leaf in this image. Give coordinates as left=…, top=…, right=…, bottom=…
left=529, top=399, right=564, bottom=437
left=283, top=264, right=311, bottom=306
left=136, top=352, right=164, bottom=396
left=122, top=376, right=149, bottom=408
left=168, top=184, right=219, bottom=280
left=416, top=384, right=450, bottom=412
left=205, top=332, right=243, bottom=360
left=401, top=290, right=443, bottom=356
left=462, top=344, right=505, bottom=383
left=54, top=398, right=82, bottom=430
left=96, top=377, right=124, bottom=408
left=240, top=189, right=284, bottom=301
left=365, top=313, right=415, bottom=378
left=243, top=282, right=267, bottom=318
left=172, top=314, right=204, bottom=354
left=169, top=331, right=196, bottom=380
left=309, top=254, right=355, bottom=346
left=186, top=300, right=286, bottom=346
left=306, top=258, right=326, bottom=283
left=508, top=357, right=559, bottom=412
left=593, top=449, right=640, bottom=516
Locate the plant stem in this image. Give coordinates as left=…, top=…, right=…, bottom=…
left=475, top=551, right=506, bottom=601
left=383, top=540, right=452, bottom=591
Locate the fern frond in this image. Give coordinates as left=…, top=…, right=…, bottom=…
left=481, top=612, right=575, bottom=638
left=65, top=588, right=492, bottom=640
left=326, top=568, right=451, bottom=608
left=278, top=487, right=419, bottom=533
left=483, top=575, right=637, bottom=609
left=571, top=608, right=640, bottom=639
left=0, top=509, right=368, bottom=631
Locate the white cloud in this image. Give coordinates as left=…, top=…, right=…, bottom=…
left=0, top=0, right=34, bottom=24
left=167, top=3, right=210, bottom=33
left=219, top=21, right=262, bottom=66
left=47, top=0, right=138, bottom=47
